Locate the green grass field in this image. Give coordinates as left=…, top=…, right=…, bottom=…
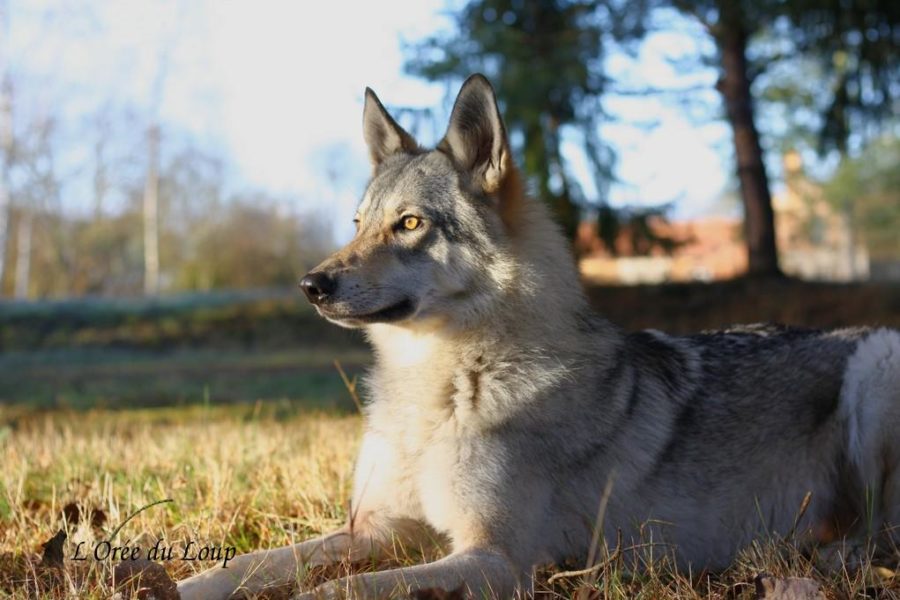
left=0, top=289, right=369, bottom=409
left=0, top=347, right=369, bottom=409
left=1, top=281, right=899, bottom=598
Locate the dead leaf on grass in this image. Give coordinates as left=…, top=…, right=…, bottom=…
left=40, top=529, right=66, bottom=569
left=111, top=558, right=179, bottom=600
left=754, top=573, right=825, bottom=600
left=62, top=501, right=108, bottom=529
left=410, top=585, right=466, bottom=599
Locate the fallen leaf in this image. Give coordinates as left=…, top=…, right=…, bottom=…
left=27, top=532, right=68, bottom=596
left=62, top=501, right=108, bottom=529
left=40, top=530, right=66, bottom=569
left=754, top=573, right=825, bottom=600
left=62, top=502, right=79, bottom=524
left=111, top=558, right=180, bottom=600
left=410, top=585, right=466, bottom=600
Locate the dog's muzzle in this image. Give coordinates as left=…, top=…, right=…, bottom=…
left=299, top=271, right=336, bottom=305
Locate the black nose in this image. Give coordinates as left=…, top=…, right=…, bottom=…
left=299, top=272, right=337, bottom=304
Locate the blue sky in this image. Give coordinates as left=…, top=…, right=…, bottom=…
left=9, top=0, right=736, bottom=244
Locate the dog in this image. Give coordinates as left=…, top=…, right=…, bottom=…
left=177, top=74, right=900, bottom=599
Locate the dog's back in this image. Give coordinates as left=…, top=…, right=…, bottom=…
left=590, top=324, right=900, bottom=567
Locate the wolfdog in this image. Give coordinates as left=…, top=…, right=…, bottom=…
left=178, top=75, right=900, bottom=599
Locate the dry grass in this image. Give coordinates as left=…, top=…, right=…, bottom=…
left=0, top=406, right=897, bottom=599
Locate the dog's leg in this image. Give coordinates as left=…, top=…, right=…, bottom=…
left=878, top=432, right=900, bottom=561
left=176, top=528, right=364, bottom=600
left=841, top=329, right=900, bottom=562
left=177, top=517, right=434, bottom=600
left=293, top=547, right=520, bottom=600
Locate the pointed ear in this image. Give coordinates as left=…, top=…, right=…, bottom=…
left=438, top=74, right=511, bottom=193
left=363, top=87, right=419, bottom=167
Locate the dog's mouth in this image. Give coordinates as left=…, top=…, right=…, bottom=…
left=318, top=298, right=416, bottom=326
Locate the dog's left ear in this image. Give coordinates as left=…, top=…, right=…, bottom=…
left=363, top=87, right=419, bottom=167
left=439, top=74, right=511, bottom=194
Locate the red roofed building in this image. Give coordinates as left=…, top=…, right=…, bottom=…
left=578, top=153, right=868, bottom=284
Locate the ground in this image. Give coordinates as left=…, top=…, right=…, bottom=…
left=1, top=280, right=899, bottom=598
left=1, top=405, right=898, bottom=599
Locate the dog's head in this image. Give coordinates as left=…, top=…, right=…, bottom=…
left=301, top=74, right=523, bottom=330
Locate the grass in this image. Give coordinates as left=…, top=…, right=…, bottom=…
left=0, top=347, right=370, bottom=408
left=0, top=405, right=360, bottom=599
left=0, top=289, right=363, bottom=353
left=1, top=406, right=897, bottom=599
left=0, top=288, right=369, bottom=408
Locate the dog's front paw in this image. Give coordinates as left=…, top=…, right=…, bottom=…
left=292, top=581, right=345, bottom=600
left=292, top=576, right=400, bottom=600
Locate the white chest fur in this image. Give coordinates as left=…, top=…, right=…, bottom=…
left=361, top=325, right=494, bottom=540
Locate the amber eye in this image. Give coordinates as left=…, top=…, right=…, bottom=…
left=402, top=216, right=421, bottom=231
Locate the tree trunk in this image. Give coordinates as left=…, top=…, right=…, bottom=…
left=143, top=123, right=160, bottom=295
left=715, top=11, right=781, bottom=277
left=93, top=116, right=108, bottom=219
left=13, top=209, right=30, bottom=299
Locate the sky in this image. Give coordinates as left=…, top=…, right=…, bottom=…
left=8, top=0, right=736, bottom=245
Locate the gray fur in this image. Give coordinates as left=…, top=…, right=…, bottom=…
left=178, top=74, right=900, bottom=600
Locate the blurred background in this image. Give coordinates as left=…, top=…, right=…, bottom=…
left=0, top=0, right=897, bottom=409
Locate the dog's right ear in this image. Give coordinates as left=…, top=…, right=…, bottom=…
left=438, top=74, right=511, bottom=194
left=363, top=88, right=419, bottom=167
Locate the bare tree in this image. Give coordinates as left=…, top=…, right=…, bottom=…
left=12, top=208, right=30, bottom=297
left=0, top=0, right=12, bottom=293
left=142, top=6, right=181, bottom=296
left=143, top=120, right=161, bottom=295
left=13, top=115, right=59, bottom=299
left=92, top=107, right=111, bottom=218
